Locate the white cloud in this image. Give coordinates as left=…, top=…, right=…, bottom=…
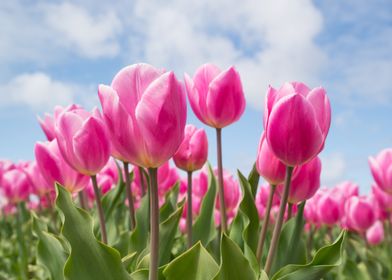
left=126, top=0, right=326, bottom=110
left=0, top=72, right=80, bottom=111
left=320, top=153, right=346, bottom=186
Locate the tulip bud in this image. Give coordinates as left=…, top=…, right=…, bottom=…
left=317, top=191, right=341, bottom=226
left=369, top=149, right=392, bottom=194
left=264, top=82, right=331, bottom=166
left=345, top=196, right=376, bottom=232
left=366, top=220, right=384, bottom=245
left=256, top=132, right=286, bottom=185
left=1, top=169, right=30, bottom=203
left=185, top=64, right=245, bottom=128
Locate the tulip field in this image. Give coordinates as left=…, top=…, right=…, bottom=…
left=1, top=63, right=392, bottom=280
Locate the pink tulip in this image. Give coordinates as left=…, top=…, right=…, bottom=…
left=173, top=124, right=208, bottom=172
left=264, top=82, right=331, bottom=166
left=256, top=132, right=286, bottom=185
left=277, top=157, right=321, bottom=204
left=55, top=105, right=111, bottom=176
left=371, top=182, right=392, bottom=213
left=185, top=64, right=245, bottom=128
left=98, top=63, right=187, bottom=168
left=1, top=169, right=30, bottom=203
left=345, top=196, right=376, bottom=232
left=35, top=140, right=89, bottom=193
left=24, top=161, right=52, bottom=196
left=369, top=149, right=392, bottom=194
left=366, top=220, right=384, bottom=245
left=317, top=191, right=341, bottom=226
left=255, top=184, right=280, bottom=219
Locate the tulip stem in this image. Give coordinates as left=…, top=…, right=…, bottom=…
left=287, top=203, right=293, bottom=220
left=264, top=166, right=294, bottom=275
left=307, top=224, right=315, bottom=260
left=148, top=167, right=159, bottom=280
left=123, top=162, right=136, bottom=230
left=216, top=128, right=228, bottom=233
left=45, top=193, right=57, bottom=231
left=187, top=171, right=193, bottom=248
left=16, top=203, right=28, bottom=280
left=91, top=175, right=108, bottom=244
left=139, top=166, right=147, bottom=197
left=256, top=184, right=276, bottom=263
left=78, top=191, right=87, bottom=210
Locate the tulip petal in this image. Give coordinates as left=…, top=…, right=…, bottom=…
left=306, top=87, right=331, bottom=138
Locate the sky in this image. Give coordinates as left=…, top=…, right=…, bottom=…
left=0, top=0, right=391, bottom=193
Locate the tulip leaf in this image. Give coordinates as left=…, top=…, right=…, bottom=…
left=271, top=230, right=347, bottom=280
left=192, top=164, right=217, bottom=246
left=159, top=202, right=184, bottom=265
left=129, top=195, right=150, bottom=254
left=160, top=183, right=180, bottom=222
left=163, top=242, right=219, bottom=280
left=247, top=163, right=260, bottom=198
left=32, top=215, right=67, bottom=280
left=213, top=234, right=257, bottom=280
left=55, top=184, right=130, bottom=280
left=271, top=202, right=307, bottom=274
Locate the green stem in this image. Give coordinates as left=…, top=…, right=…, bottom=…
left=91, top=175, right=108, bottom=244
left=123, top=162, right=136, bottom=230
left=148, top=168, right=159, bottom=280
left=16, top=203, right=28, bottom=280
left=287, top=203, right=293, bottom=220
left=78, top=191, right=87, bottom=210
left=139, top=166, right=147, bottom=197
left=256, top=184, right=276, bottom=263
left=187, top=171, right=193, bottom=248
left=264, top=166, right=294, bottom=275
left=216, top=128, right=228, bottom=233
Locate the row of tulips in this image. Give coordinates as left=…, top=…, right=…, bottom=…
left=0, top=62, right=391, bottom=279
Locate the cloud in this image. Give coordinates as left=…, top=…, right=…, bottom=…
left=320, top=153, right=346, bottom=186
left=0, top=72, right=85, bottom=111
left=126, top=0, right=326, bottom=110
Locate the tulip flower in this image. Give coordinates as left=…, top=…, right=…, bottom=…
left=100, top=63, right=186, bottom=280
left=185, top=63, right=245, bottom=233
left=371, top=183, right=392, bottom=214
left=366, top=220, right=384, bottom=245
left=1, top=169, right=30, bottom=203
left=317, top=191, right=341, bottom=226
left=369, top=148, right=392, bottom=194
left=35, top=140, right=89, bottom=193
left=345, top=196, right=376, bottom=232
left=264, top=82, right=331, bottom=167
left=173, top=124, right=208, bottom=247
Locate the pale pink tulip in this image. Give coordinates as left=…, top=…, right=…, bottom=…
left=366, top=220, right=384, bottom=245
left=369, top=149, right=392, bottom=194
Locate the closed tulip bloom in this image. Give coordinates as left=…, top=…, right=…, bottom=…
left=185, top=64, right=245, bottom=128
left=264, top=82, right=331, bottom=166
left=345, top=196, right=376, bottom=232
left=372, top=183, right=392, bottom=213
left=24, top=161, right=52, bottom=196
left=1, top=169, right=30, bottom=203
left=173, top=124, right=208, bottom=171
left=317, top=191, right=341, bottom=226
left=278, top=157, right=321, bottom=204
left=366, top=221, right=384, bottom=245
left=55, top=106, right=110, bottom=176
left=369, top=149, right=392, bottom=194
left=256, top=132, right=286, bottom=185
left=35, top=140, right=89, bottom=193
left=99, top=64, right=186, bottom=168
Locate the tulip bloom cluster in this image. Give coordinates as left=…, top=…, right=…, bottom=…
left=1, top=62, right=392, bottom=280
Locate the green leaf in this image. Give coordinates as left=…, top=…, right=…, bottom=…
left=163, top=242, right=219, bottom=280
left=271, top=202, right=307, bottom=274
left=259, top=270, right=269, bottom=280
left=32, top=215, right=67, bottom=280
left=213, top=234, right=256, bottom=280
left=55, top=184, right=130, bottom=280
left=271, top=230, right=347, bottom=280
left=160, top=183, right=180, bottom=222
left=129, top=195, right=150, bottom=254
left=192, top=164, right=217, bottom=246
left=159, top=202, right=184, bottom=265
left=247, top=163, right=260, bottom=198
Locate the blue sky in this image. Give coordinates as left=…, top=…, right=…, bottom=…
left=0, top=0, right=391, bottom=193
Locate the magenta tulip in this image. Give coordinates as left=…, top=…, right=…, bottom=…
left=1, top=169, right=30, bottom=203
left=372, top=182, right=392, bottom=213
left=173, top=124, right=208, bottom=172
left=369, top=149, right=392, bottom=194
left=317, top=191, right=341, bottom=226
left=24, top=161, right=52, bottom=196
left=55, top=105, right=110, bottom=176
left=366, top=220, right=384, bottom=245
left=256, top=132, right=286, bottom=185
left=98, top=63, right=186, bottom=168
left=184, top=64, right=245, bottom=128
left=345, top=196, right=376, bottom=232
left=264, top=82, right=331, bottom=166
left=277, top=157, right=321, bottom=204
left=35, top=140, right=89, bottom=193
